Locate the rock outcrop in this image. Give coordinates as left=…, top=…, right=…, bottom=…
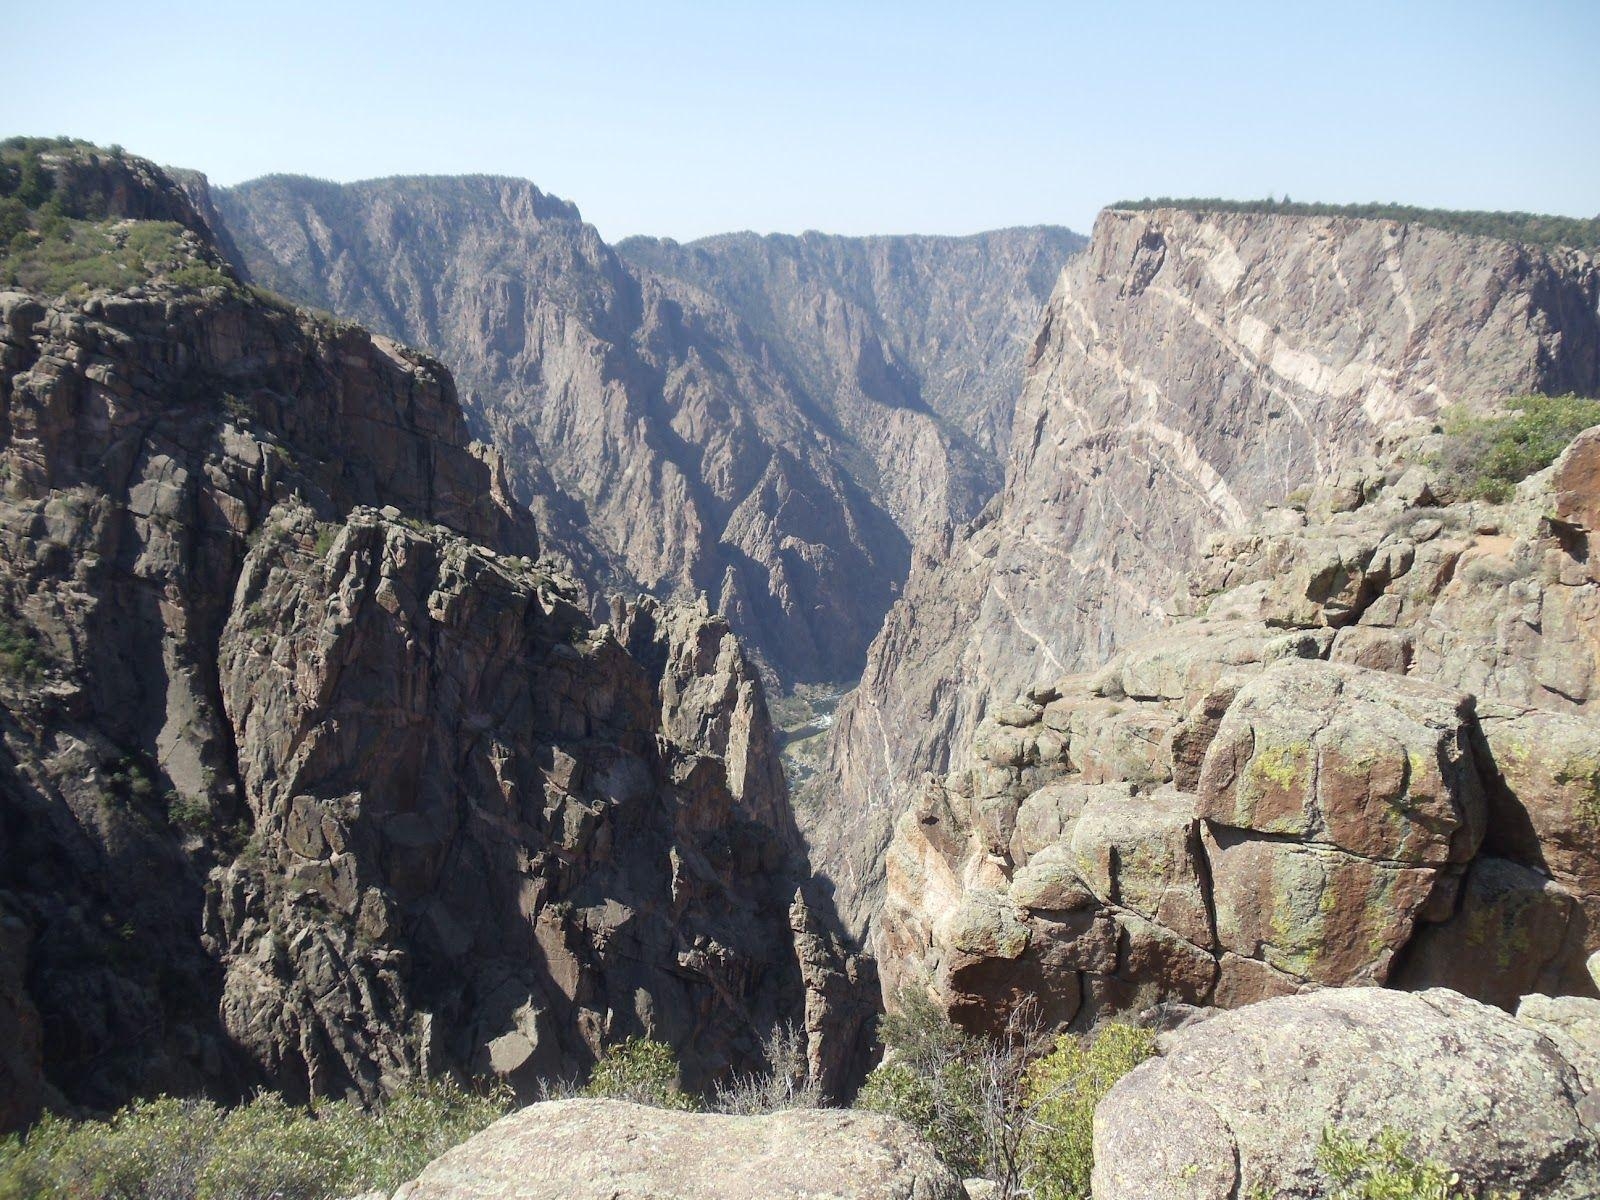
left=827, top=206, right=1600, bottom=934
left=879, top=423, right=1600, bottom=1030
left=0, top=148, right=861, bottom=1128
left=1091, top=987, right=1600, bottom=1200
left=212, top=178, right=1079, bottom=686
left=391, top=1099, right=966, bottom=1200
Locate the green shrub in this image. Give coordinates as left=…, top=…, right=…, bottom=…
left=0, top=616, right=47, bottom=681
left=0, top=1097, right=223, bottom=1200
left=312, top=525, right=338, bottom=557
left=582, top=1038, right=698, bottom=1110
left=1315, top=1127, right=1519, bottom=1200
left=855, top=993, right=989, bottom=1178
left=166, top=792, right=216, bottom=835
left=855, top=998, right=1155, bottom=1195
left=0, top=198, right=29, bottom=249
left=0, top=215, right=235, bottom=299
left=1022, top=1024, right=1156, bottom=1200
left=200, top=1083, right=509, bottom=1200
left=0, top=1080, right=510, bottom=1200
left=1436, top=393, right=1600, bottom=502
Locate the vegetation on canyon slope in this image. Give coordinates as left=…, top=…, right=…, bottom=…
left=0, top=1020, right=1531, bottom=1200
left=0, top=137, right=234, bottom=296
left=1115, top=195, right=1600, bottom=253
left=1434, top=393, right=1600, bottom=502
left=854, top=992, right=1156, bottom=1198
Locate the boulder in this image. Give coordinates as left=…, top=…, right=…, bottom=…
left=1092, top=988, right=1600, bottom=1200
left=1396, top=857, right=1589, bottom=1004
left=1204, top=830, right=1436, bottom=985
left=391, top=1099, right=967, bottom=1200
left=1199, top=659, right=1485, bottom=865
left=1070, top=787, right=1212, bottom=946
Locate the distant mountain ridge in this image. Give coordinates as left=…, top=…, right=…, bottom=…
left=618, top=225, right=1084, bottom=531
left=212, top=175, right=1081, bottom=684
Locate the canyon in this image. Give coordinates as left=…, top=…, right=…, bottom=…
left=0, top=144, right=869, bottom=1127
left=5, top=135, right=1600, bottom=1194
left=209, top=176, right=1080, bottom=686
left=825, top=207, right=1600, bottom=934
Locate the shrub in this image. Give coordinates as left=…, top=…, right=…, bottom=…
left=1022, top=1024, right=1156, bottom=1200
left=0, top=616, right=47, bottom=681
left=0, top=215, right=235, bottom=299
left=710, top=1022, right=821, bottom=1115
left=855, top=999, right=1156, bottom=1198
left=312, top=525, right=338, bottom=558
left=1436, top=393, right=1600, bottom=502
left=0, top=198, right=28, bottom=249
left=582, top=1038, right=698, bottom=1110
left=0, top=1080, right=510, bottom=1200
left=1315, top=1127, right=1519, bottom=1200
left=166, top=792, right=216, bottom=835
left=0, top=1097, right=224, bottom=1200
left=856, top=993, right=990, bottom=1177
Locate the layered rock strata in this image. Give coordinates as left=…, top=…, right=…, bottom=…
left=213, top=178, right=1079, bottom=685
left=827, top=207, right=1600, bottom=934
left=618, top=227, right=1084, bottom=545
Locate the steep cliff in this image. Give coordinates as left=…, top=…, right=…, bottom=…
left=0, top=145, right=864, bottom=1129
left=618, top=227, right=1083, bottom=547
left=877, top=421, right=1600, bottom=1033
left=825, top=207, right=1600, bottom=934
left=211, top=178, right=1079, bottom=684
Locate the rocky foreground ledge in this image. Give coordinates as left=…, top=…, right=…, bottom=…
left=387, top=1099, right=965, bottom=1200
left=361, top=985, right=1600, bottom=1200
left=1094, top=986, right=1600, bottom=1200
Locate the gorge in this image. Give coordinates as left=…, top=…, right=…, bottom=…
left=4, top=133, right=1600, bottom=1199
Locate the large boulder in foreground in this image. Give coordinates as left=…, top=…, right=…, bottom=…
left=1092, top=988, right=1600, bottom=1200
left=392, top=1098, right=966, bottom=1200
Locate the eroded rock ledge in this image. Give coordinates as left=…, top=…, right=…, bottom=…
left=880, top=425, right=1600, bottom=1031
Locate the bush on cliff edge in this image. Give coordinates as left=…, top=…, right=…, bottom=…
left=1436, top=393, right=1600, bottom=503
left=854, top=992, right=1155, bottom=1197
left=0, top=1080, right=510, bottom=1200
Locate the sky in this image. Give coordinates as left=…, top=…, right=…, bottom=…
left=7, top=0, right=1598, bottom=243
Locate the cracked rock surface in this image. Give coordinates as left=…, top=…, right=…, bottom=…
left=879, top=426, right=1600, bottom=1030
left=826, top=207, right=1600, bottom=935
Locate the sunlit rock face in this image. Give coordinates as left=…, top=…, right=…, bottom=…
left=824, top=206, right=1600, bottom=937
left=0, top=151, right=867, bottom=1129
left=878, top=426, right=1600, bottom=1033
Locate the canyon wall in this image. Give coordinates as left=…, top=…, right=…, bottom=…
left=0, top=147, right=866, bottom=1129
left=213, top=179, right=1079, bottom=685
left=824, top=207, right=1600, bottom=934
left=878, top=423, right=1600, bottom=1031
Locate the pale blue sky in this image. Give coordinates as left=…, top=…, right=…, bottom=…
left=8, top=0, right=1597, bottom=241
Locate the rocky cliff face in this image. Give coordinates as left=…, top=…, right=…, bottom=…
left=618, top=227, right=1083, bottom=548
left=878, top=424, right=1600, bottom=1034
left=0, top=150, right=864, bottom=1129
left=825, top=207, right=1600, bottom=934
left=211, top=178, right=1078, bottom=685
